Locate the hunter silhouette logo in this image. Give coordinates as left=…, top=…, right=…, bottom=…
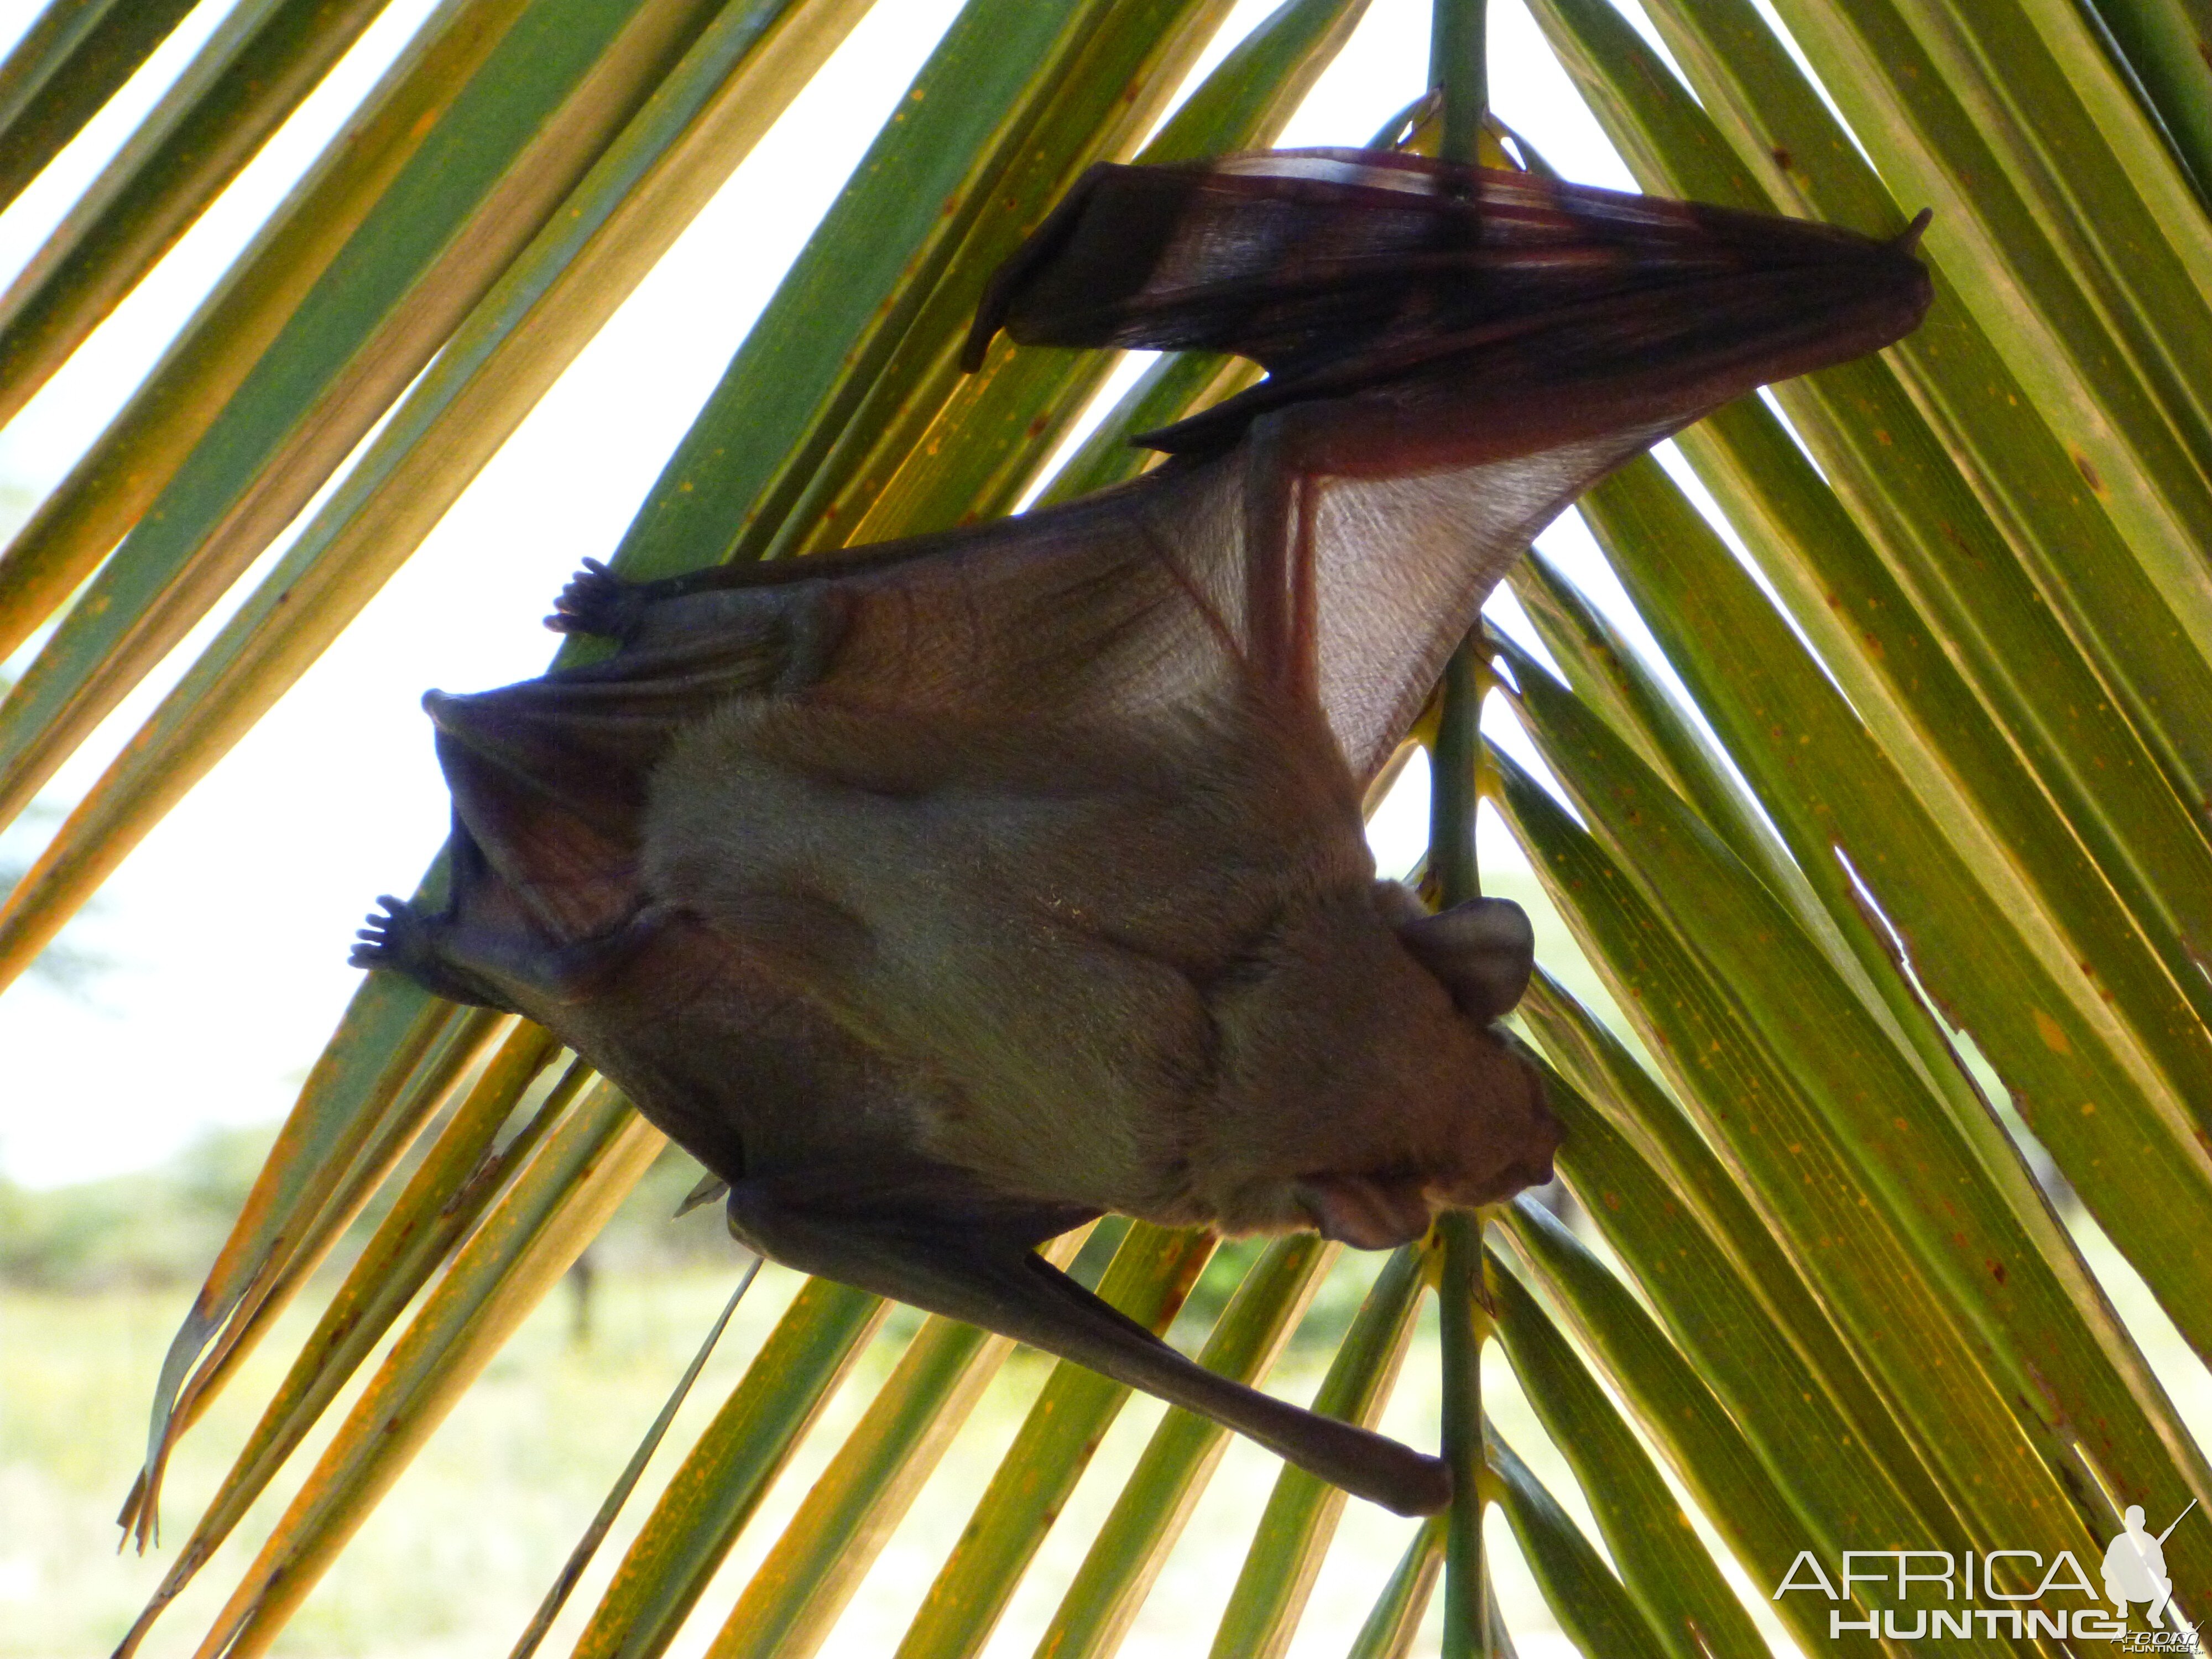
left=2104, top=1502, right=2195, bottom=1635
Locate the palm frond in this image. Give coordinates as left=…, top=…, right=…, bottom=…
left=1, top=0, right=2207, bottom=1651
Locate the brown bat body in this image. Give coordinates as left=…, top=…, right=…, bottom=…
left=354, top=149, right=1930, bottom=1515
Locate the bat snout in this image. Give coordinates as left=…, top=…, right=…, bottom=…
left=1493, top=1050, right=1564, bottom=1195
left=1295, top=1043, right=1559, bottom=1246
left=1433, top=1037, right=1561, bottom=1211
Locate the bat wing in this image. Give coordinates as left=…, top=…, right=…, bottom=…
left=971, top=148, right=1929, bottom=453
left=505, top=153, right=1927, bottom=790
left=406, top=147, right=1929, bottom=1007
left=970, top=147, right=1930, bottom=778
left=722, top=1158, right=1451, bottom=1515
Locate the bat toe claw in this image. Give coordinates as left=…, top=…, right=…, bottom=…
left=1382, top=1453, right=1453, bottom=1517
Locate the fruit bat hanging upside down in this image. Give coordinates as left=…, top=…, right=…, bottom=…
left=353, top=147, right=1931, bottom=1516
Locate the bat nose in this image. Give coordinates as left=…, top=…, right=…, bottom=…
left=1432, top=1041, right=1562, bottom=1210
left=1510, top=1048, right=1563, bottom=1187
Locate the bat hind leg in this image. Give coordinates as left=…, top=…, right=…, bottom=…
left=546, top=557, right=647, bottom=641
left=352, top=886, right=676, bottom=1014
left=350, top=896, right=515, bottom=1011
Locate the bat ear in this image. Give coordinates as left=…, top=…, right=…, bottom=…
left=1295, top=1173, right=1435, bottom=1249
left=1397, top=896, right=1536, bottom=1022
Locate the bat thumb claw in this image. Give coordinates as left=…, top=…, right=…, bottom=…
left=1371, top=1452, right=1453, bottom=1516
left=958, top=311, right=997, bottom=374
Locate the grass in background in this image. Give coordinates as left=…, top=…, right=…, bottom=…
left=0, top=1259, right=1507, bottom=1658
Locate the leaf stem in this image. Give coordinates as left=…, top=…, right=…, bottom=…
left=1427, top=6, right=1492, bottom=1648
left=1428, top=0, right=1488, bottom=167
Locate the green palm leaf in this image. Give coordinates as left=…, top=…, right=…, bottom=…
left=3, top=0, right=2208, bottom=1650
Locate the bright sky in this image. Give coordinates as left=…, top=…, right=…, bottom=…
left=0, top=0, right=1670, bottom=1186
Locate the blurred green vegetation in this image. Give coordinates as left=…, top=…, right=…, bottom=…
left=0, top=665, right=103, bottom=991
left=0, top=1125, right=278, bottom=1291
left=0, top=1261, right=1505, bottom=1658
left=0, top=1124, right=739, bottom=1295
left=0, top=1116, right=1439, bottom=1370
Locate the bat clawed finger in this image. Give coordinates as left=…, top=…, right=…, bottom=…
left=673, top=1171, right=730, bottom=1218
left=350, top=896, right=410, bottom=955
left=347, top=896, right=462, bottom=995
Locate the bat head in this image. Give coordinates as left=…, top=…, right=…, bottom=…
left=1192, top=880, right=1561, bottom=1249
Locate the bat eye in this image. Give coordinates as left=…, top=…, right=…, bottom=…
left=1395, top=896, right=1536, bottom=1022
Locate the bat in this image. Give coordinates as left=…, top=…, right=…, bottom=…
left=352, top=147, right=1930, bottom=1516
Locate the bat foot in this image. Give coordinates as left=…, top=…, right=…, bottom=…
left=547, top=557, right=644, bottom=640
left=350, top=896, right=516, bottom=1011
left=350, top=895, right=437, bottom=979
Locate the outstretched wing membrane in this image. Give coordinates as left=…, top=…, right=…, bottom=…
left=969, top=148, right=1929, bottom=777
